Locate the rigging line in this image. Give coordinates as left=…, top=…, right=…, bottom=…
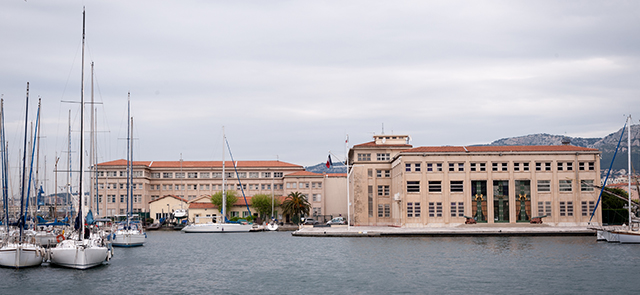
left=590, top=121, right=626, bottom=223
left=225, top=137, right=251, bottom=216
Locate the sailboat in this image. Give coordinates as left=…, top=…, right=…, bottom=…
left=112, top=95, right=146, bottom=247
left=49, top=8, right=113, bottom=269
left=608, top=115, right=640, bottom=243
left=182, top=128, right=252, bottom=233
left=0, top=92, right=47, bottom=268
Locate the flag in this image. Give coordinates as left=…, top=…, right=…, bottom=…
left=326, top=155, right=332, bottom=168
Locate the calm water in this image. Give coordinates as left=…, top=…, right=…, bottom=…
left=1, top=231, right=639, bottom=294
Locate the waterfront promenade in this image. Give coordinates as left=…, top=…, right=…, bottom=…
left=292, top=223, right=595, bottom=237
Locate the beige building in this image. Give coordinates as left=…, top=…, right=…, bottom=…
left=92, top=159, right=347, bottom=222
left=348, top=135, right=602, bottom=227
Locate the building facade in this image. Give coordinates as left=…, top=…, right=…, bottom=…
left=92, top=159, right=347, bottom=221
left=348, top=135, right=602, bottom=227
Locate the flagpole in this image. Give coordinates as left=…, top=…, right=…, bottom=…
left=346, top=134, right=350, bottom=231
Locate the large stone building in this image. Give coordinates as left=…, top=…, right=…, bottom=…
left=91, top=159, right=346, bottom=222
left=348, top=135, right=602, bottom=227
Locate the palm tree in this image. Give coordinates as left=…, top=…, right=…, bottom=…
left=281, top=191, right=310, bottom=225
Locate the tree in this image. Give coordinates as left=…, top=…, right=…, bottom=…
left=281, top=191, right=310, bottom=225
left=251, top=194, right=281, bottom=219
left=210, top=190, right=238, bottom=218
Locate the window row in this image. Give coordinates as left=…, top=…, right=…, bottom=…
left=401, top=161, right=596, bottom=173
left=145, top=183, right=285, bottom=191
left=145, top=171, right=285, bottom=179
left=286, top=182, right=323, bottom=189
left=358, top=153, right=391, bottom=161
left=403, top=179, right=595, bottom=194
left=100, top=194, right=142, bottom=203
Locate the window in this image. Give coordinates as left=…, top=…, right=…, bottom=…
left=358, top=153, right=371, bottom=161
left=175, top=172, right=185, bottom=179
left=120, top=195, right=126, bottom=203
left=249, top=172, right=259, bottom=178
left=261, top=184, right=271, bottom=190
left=407, top=181, right=420, bottom=193
left=368, top=169, right=373, bottom=178
left=120, top=171, right=126, bottom=177
left=588, top=162, right=595, bottom=171
left=449, top=163, right=455, bottom=172
left=377, top=170, right=390, bottom=178
left=457, top=202, right=464, bottom=217
left=151, top=172, right=160, bottom=178
left=471, top=162, right=486, bottom=172
left=514, top=163, right=520, bottom=171
left=523, top=163, right=529, bottom=171
left=212, top=172, right=222, bottom=178
left=313, top=207, right=322, bottom=216
left=537, top=180, right=550, bottom=192
left=436, top=202, right=442, bottom=217
left=415, top=202, right=421, bottom=217
left=536, top=163, right=542, bottom=171
left=225, top=172, right=234, bottom=179
left=378, top=204, right=384, bottom=217
left=492, top=163, right=498, bottom=171
left=428, top=181, right=442, bottom=192
left=407, top=202, right=414, bottom=218
left=450, top=181, right=463, bottom=192
left=97, top=171, right=105, bottom=177
left=538, top=201, right=551, bottom=216
left=493, top=163, right=507, bottom=171
left=201, top=184, right=210, bottom=190
left=237, top=172, right=247, bottom=178
left=450, top=162, right=464, bottom=172
left=188, top=184, right=197, bottom=190
left=545, top=163, right=551, bottom=171
left=450, top=202, right=464, bottom=217
left=429, top=202, right=435, bottom=217
left=557, top=162, right=563, bottom=171
left=502, top=163, right=508, bottom=171
left=579, top=162, right=585, bottom=171
left=566, top=162, right=573, bottom=171
left=560, top=201, right=566, bottom=216
left=378, top=185, right=390, bottom=196
left=188, top=172, right=198, bottom=178
left=458, top=163, right=464, bottom=171
left=368, top=186, right=373, bottom=217
left=451, top=202, right=457, bottom=217
left=200, top=172, right=210, bottom=178
left=274, top=172, right=283, bottom=178
left=436, top=163, right=442, bottom=171
left=559, top=180, right=572, bottom=192
left=567, top=201, right=574, bottom=216
left=427, top=163, right=433, bottom=172
left=134, top=195, right=141, bottom=203
left=312, top=194, right=321, bottom=202
left=107, top=171, right=117, bottom=177
left=385, top=204, right=390, bottom=217
left=163, top=172, right=173, bottom=178
left=581, top=201, right=591, bottom=216
left=262, top=172, right=271, bottom=178
left=406, top=163, right=412, bottom=172
left=415, top=163, right=421, bottom=172
left=581, top=180, right=594, bottom=191
left=377, top=153, right=390, bottom=161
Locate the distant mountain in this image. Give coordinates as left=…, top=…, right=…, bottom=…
left=305, top=161, right=347, bottom=174
left=486, top=125, right=640, bottom=174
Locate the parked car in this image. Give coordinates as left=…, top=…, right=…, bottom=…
left=303, top=218, right=319, bottom=225
left=326, top=217, right=346, bottom=225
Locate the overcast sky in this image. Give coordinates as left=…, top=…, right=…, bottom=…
left=1, top=1, right=639, bottom=192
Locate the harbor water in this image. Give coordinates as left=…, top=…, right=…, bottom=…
left=1, top=231, right=639, bottom=294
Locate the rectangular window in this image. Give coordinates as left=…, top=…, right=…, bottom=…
left=312, top=194, right=321, bottom=202
left=567, top=201, right=574, bottom=216
left=559, top=180, right=572, bottom=192
left=579, top=162, right=585, bottom=171
left=458, top=202, right=464, bottom=217
left=566, top=162, right=573, bottom=171
left=120, top=195, right=126, bottom=203
left=545, top=201, right=552, bottom=216
left=479, top=163, right=486, bottom=171
left=274, top=172, right=283, bottom=178
left=450, top=181, right=463, bottom=193
left=514, top=163, right=520, bottom=171
left=378, top=185, right=390, bottom=196
left=458, top=163, right=464, bottom=171
left=427, top=163, right=433, bottom=172
left=581, top=180, right=594, bottom=191
left=415, top=163, right=421, bottom=172
left=358, top=153, right=371, bottom=161
left=429, top=202, right=435, bottom=217
left=450, top=202, right=457, bottom=217
left=368, top=186, right=373, bottom=217
left=237, top=172, right=247, bottom=178
left=470, top=163, right=476, bottom=171
left=377, top=153, right=390, bottom=161
left=378, top=204, right=384, bottom=217
left=415, top=202, right=421, bottom=217
left=407, top=202, right=414, bottom=218
left=407, top=181, right=420, bottom=193
left=582, top=201, right=588, bottom=216
left=537, top=180, right=551, bottom=192
left=545, top=163, right=551, bottom=171
left=502, top=163, right=508, bottom=171
left=384, top=204, right=390, bottom=217
left=188, top=172, right=198, bottom=178
left=523, top=163, right=529, bottom=171
left=175, top=172, right=185, bottom=179
left=492, top=163, right=498, bottom=171
left=536, top=163, right=542, bottom=171
left=406, top=163, right=412, bottom=172
left=151, top=172, right=160, bottom=178
left=557, top=162, right=563, bottom=171
left=428, top=181, right=442, bottom=192
left=163, top=172, right=173, bottom=178
left=249, top=172, right=259, bottom=178
left=436, top=163, right=442, bottom=171
left=560, top=201, right=566, bottom=216
left=449, top=163, right=455, bottom=172
left=588, top=162, right=595, bottom=171
left=436, top=202, right=442, bottom=217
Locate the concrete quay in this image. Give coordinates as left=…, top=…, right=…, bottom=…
left=291, top=224, right=596, bottom=237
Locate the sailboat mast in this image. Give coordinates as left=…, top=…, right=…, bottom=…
left=628, top=115, right=632, bottom=226
left=78, top=8, right=85, bottom=241
left=90, top=62, right=95, bottom=212
left=130, top=116, right=134, bottom=222
left=1, top=99, right=9, bottom=233
left=19, top=82, right=29, bottom=240
left=126, top=93, right=131, bottom=224
left=222, top=127, right=226, bottom=222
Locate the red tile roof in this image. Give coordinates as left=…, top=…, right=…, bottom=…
left=97, top=160, right=303, bottom=169
left=402, top=145, right=599, bottom=153
left=285, top=171, right=324, bottom=177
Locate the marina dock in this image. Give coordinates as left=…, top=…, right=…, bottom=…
left=292, top=224, right=596, bottom=237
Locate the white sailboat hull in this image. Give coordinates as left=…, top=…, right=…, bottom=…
left=614, top=230, right=640, bottom=244
left=49, top=239, right=111, bottom=269
left=182, top=223, right=252, bottom=233
left=266, top=223, right=279, bottom=231
left=0, top=243, right=45, bottom=268
left=112, top=230, right=146, bottom=247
